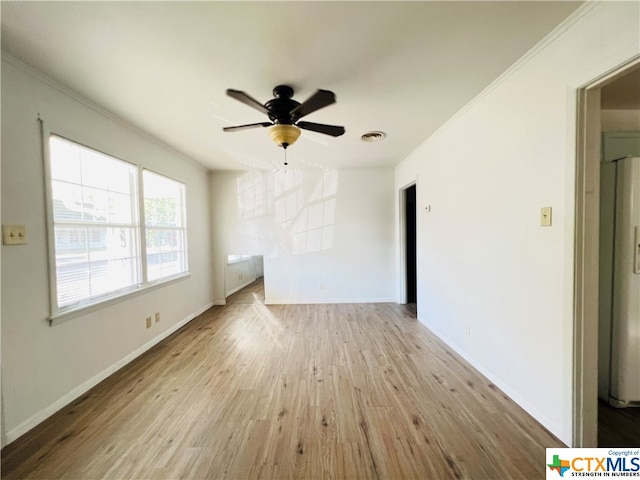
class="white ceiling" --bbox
[1,1,583,171]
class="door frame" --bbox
[573,56,640,447]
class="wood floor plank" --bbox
[2,278,564,479]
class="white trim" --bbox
[40,118,58,316]
[5,301,214,445]
[264,297,396,305]
[139,165,149,286]
[421,317,565,443]
[225,278,256,297]
[214,300,227,306]
[397,2,599,171]
[49,273,191,325]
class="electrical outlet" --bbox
[146,317,152,328]
[155,312,160,323]
[465,325,470,337]
[239,273,243,280]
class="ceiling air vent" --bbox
[360,131,386,142]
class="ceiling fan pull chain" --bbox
[283,144,288,172]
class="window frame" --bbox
[42,123,190,324]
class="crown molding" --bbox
[397,1,601,169]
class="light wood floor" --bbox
[2,278,563,479]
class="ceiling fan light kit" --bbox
[268,124,301,149]
[223,85,345,153]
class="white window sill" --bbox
[49,272,190,326]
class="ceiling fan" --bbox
[223,85,345,149]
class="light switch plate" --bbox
[2,224,27,245]
[541,207,552,227]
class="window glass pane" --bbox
[55,226,140,307]
[49,135,140,311]
[52,181,83,222]
[146,235,187,282]
[143,170,188,282]
[108,192,134,224]
[87,224,138,284]
[55,225,89,307]
[57,263,90,308]
[144,172,182,201]
[143,171,185,227]
[89,257,138,297]
[55,226,88,258]
[145,228,187,281]
[82,149,120,189]
[81,186,109,223]
[49,136,82,184]
[145,199,181,227]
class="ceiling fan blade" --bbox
[226,89,270,115]
[223,122,272,132]
[290,89,336,120]
[297,121,345,137]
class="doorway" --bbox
[403,184,417,305]
[574,58,640,447]
[225,255,265,298]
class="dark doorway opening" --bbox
[405,184,417,304]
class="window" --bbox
[46,134,188,318]
[143,170,188,282]
[227,254,253,264]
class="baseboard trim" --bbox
[418,315,564,443]
[4,301,214,446]
[225,277,256,297]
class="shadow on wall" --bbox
[236,168,338,255]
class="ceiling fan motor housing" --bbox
[272,85,294,99]
[266,85,301,125]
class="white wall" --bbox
[1,57,214,445]
[395,2,640,446]
[211,168,395,305]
